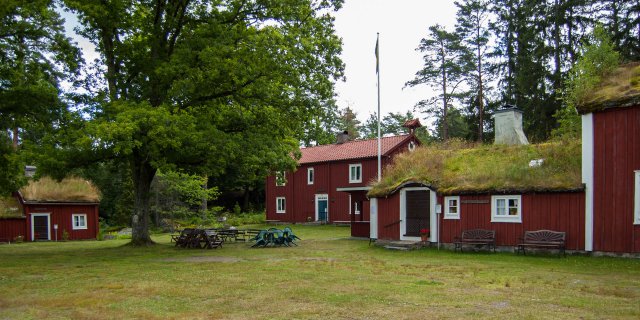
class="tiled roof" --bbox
[299,135,411,164]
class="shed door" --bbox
[32,215,50,241]
[404,190,430,237]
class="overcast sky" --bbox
[333,0,457,122]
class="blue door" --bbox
[316,194,328,221]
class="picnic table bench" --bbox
[453,229,496,253]
[516,230,566,256]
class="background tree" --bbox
[336,106,361,139]
[0,0,81,193]
[407,24,465,141]
[56,0,344,245]
[455,0,493,142]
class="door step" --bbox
[375,240,428,250]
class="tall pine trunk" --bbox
[130,156,157,246]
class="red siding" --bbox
[377,193,400,240]
[0,218,27,241]
[375,191,585,249]
[24,203,99,241]
[592,106,640,253]
[439,193,585,250]
[265,140,413,224]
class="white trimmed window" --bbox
[72,213,87,230]
[275,171,286,186]
[349,164,362,183]
[491,195,522,223]
[444,196,460,219]
[307,167,314,185]
[276,197,286,214]
[635,171,640,224]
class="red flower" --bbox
[420,228,430,234]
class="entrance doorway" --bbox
[31,213,51,241]
[315,194,329,222]
[400,188,434,241]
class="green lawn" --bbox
[1,225,639,319]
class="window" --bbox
[491,195,522,223]
[349,164,362,183]
[635,171,640,224]
[72,213,87,230]
[308,167,314,185]
[275,171,286,186]
[444,196,460,219]
[276,197,286,214]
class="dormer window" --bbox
[349,164,362,183]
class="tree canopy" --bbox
[40,0,345,245]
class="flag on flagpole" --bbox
[375,35,379,74]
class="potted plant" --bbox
[420,228,430,242]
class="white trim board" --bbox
[582,113,594,251]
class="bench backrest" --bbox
[461,229,495,240]
[523,230,565,243]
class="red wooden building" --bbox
[365,64,640,254]
[579,63,640,253]
[265,130,420,224]
[0,177,100,242]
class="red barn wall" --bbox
[592,106,640,253]
[24,203,99,241]
[439,193,585,250]
[374,191,585,249]
[376,193,400,240]
[0,218,27,241]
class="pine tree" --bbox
[407,25,465,141]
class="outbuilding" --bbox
[0,177,101,242]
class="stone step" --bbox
[383,245,411,251]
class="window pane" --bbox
[450,206,457,214]
[496,199,505,215]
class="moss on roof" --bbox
[577,62,640,114]
[368,139,582,197]
[0,196,23,218]
[19,176,101,203]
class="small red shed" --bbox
[367,141,586,249]
[0,177,100,242]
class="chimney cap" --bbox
[402,118,422,129]
[494,105,524,115]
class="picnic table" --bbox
[250,227,300,247]
[172,228,222,249]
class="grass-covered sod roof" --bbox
[0,196,23,218]
[577,62,640,114]
[19,176,101,203]
[368,139,582,197]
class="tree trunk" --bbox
[201,175,208,220]
[12,127,19,149]
[440,43,449,141]
[242,186,250,212]
[130,156,157,246]
[476,22,484,142]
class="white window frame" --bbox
[444,196,460,219]
[72,213,88,230]
[634,171,640,225]
[276,197,286,214]
[349,163,362,183]
[491,195,522,223]
[307,167,314,185]
[275,171,286,187]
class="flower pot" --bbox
[420,234,429,242]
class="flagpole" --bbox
[376,33,381,182]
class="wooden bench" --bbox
[453,229,496,253]
[516,230,566,256]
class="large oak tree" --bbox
[58,0,344,245]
